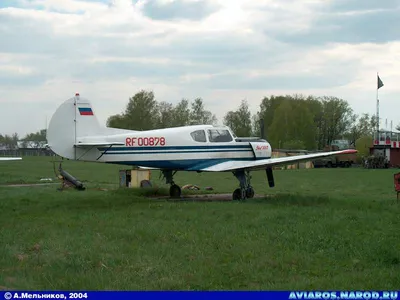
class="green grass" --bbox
[1,156,400,290]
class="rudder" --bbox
[47,93,103,159]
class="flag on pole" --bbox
[377,75,384,89]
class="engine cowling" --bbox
[249,141,272,159]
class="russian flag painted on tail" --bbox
[78,107,93,116]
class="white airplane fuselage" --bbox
[45,95,272,171]
[76,126,272,170]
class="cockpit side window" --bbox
[207,129,233,142]
[190,130,207,142]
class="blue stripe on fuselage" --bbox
[101,149,252,155]
[97,145,252,151]
[105,157,270,170]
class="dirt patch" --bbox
[0,183,59,187]
[150,193,269,202]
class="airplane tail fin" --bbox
[47,93,104,160]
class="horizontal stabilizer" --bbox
[74,142,125,147]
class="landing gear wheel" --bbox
[232,188,242,201]
[169,184,181,198]
[246,186,255,198]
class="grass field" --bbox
[1,156,400,290]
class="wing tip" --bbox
[340,149,358,154]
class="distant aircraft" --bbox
[0,157,22,161]
[46,93,357,200]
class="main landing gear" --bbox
[162,170,181,198]
[232,169,255,201]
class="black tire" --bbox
[246,186,255,198]
[169,184,181,198]
[232,188,242,200]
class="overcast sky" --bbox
[0,0,399,137]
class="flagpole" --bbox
[376,73,384,142]
[376,72,379,141]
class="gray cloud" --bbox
[188,67,359,91]
[0,14,76,55]
[328,0,399,12]
[0,11,293,82]
[0,11,358,93]
[0,73,48,86]
[273,7,400,45]
[1,0,400,137]
[71,60,193,81]
[141,0,219,21]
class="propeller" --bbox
[259,117,265,140]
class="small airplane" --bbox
[46,93,357,200]
[0,157,22,161]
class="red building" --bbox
[370,129,400,167]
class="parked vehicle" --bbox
[313,140,356,168]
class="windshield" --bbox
[224,126,237,138]
[207,129,233,142]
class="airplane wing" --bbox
[0,157,22,161]
[197,149,357,172]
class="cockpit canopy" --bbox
[190,126,234,143]
[190,130,207,142]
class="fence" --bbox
[0,149,55,157]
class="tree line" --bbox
[106,90,217,130]
[2,90,399,152]
[106,90,381,151]
[0,129,46,150]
